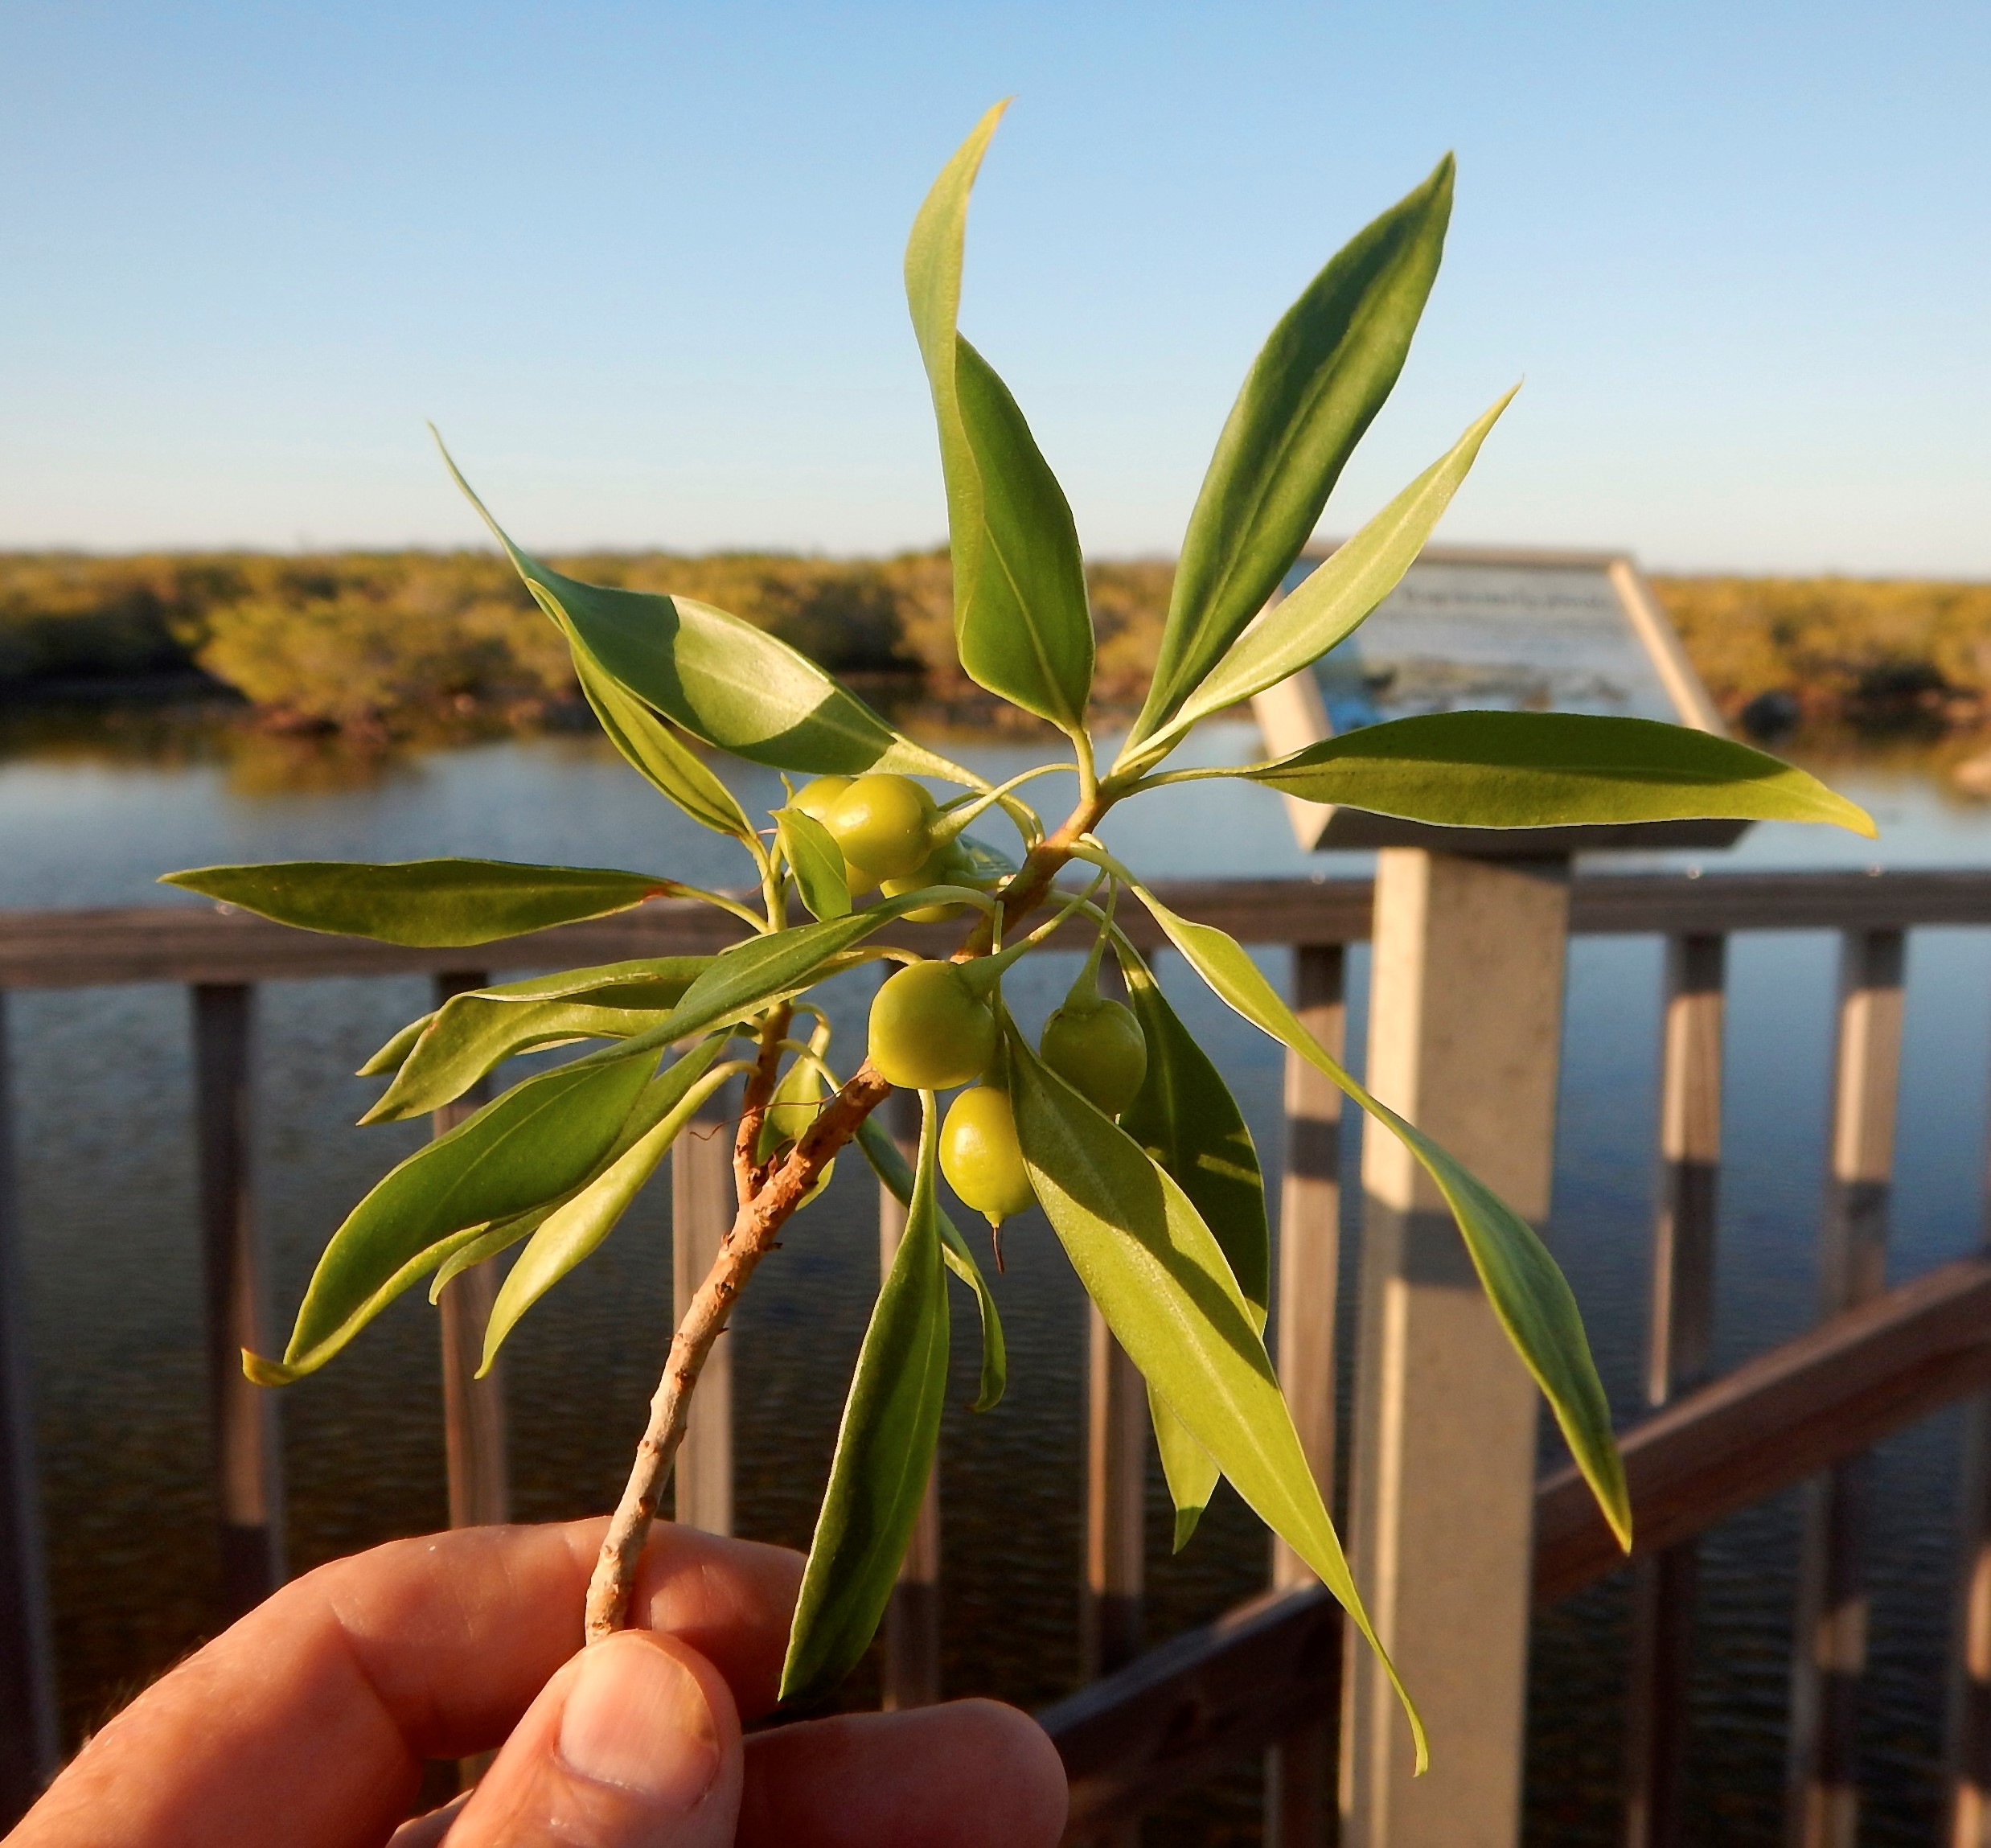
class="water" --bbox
[4,711,1990,1843]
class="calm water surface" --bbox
[5,716,1990,1844]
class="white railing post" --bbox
[1342,851,1570,1848]
[671,1080,736,1535]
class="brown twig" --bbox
[733,1003,791,1205]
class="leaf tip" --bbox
[242,1349,295,1388]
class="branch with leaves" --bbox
[163,105,1873,1768]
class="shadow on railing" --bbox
[6,865,1991,1844]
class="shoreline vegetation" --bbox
[3,549,1989,752]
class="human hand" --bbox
[9,1518,1068,1847]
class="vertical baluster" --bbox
[880,1082,942,1710]
[1343,851,1570,1848]
[671,1075,734,1536]
[192,984,285,1616]
[1786,928,1905,1848]
[0,992,56,1824]
[1624,934,1726,1848]
[432,973,509,1531]
[1266,942,1347,1848]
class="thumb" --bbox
[441,1628,742,1848]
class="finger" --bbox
[737,1699,1068,1848]
[442,1631,741,1848]
[11,1518,799,1848]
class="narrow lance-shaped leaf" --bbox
[775,805,852,921]
[1150,1389,1221,1554]
[905,104,1095,730]
[367,959,711,1122]
[782,1090,951,1702]
[245,1049,655,1385]
[1119,386,1517,770]
[478,1040,736,1370]
[1117,873,1632,1552]
[1130,156,1454,749]
[1004,1029,1426,1768]
[1238,709,1878,836]
[571,648,757,840]
[858,1113,1006,1413]
[435,432,983,786]
[162,858,675,948]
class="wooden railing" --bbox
[6,864,1991,1844]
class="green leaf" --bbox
[1239,709,1878,836]
[162,858,671,947]
[245,1050,655,1384]
[364,959,710,1122]
[1130,158,1454,749]
[435,433,981,786]
[753,1048,837,1212]
[782,1091,951,1702]
[1119,387,1517,768]
[1150,1386,1220,1552]
[1004,1028,1424,1768]
[478,1041,733,1370]
[776,806,852,920]
[358,1010,433,1078]
[572,649,757,840]
[858,1114,1005,1413]
[905,105,1094,730]
[954,832,1018,884]
[1119,876,1632,1554]
[1115,948,1270,1317]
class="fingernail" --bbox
[558,1635,720,1810]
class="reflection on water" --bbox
[6,709,1991,1843]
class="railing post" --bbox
[879,1082,942,1710]
[1786,928,1903,1848]
[1949,1387,1991,1846]
[432,974,509,1531]
[1343,852,1570,1848]
[671,1076,734,1536]
[192,984,285,1616]
[1624,934,1726,1848]
[1267,942,1347,1848]
[0,993,56,1825]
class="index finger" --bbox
[13,1517,800,1848]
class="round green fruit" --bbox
[1040,996,1148,1117]
[827,774,936,879]
[868,960,995,1090]
[941,1086,1035,1225]
[790,774,852,826]
[882,841,973,922]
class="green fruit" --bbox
[1040,996,1148,1117]
[827,773,936,879]
[791,774,853,826]
[941,1086,1036,1225]
[882,841,973,922]
[868,960,996,1090]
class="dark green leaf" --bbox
[782,1091,950,1702]
[1115,948,1269,1316]
[1005,1028,1424,1766]
[858,1113,1005,1412]
[1122,877,1632,1554]
[478,1040,733,1368]
[1130,158,1453,748]
[1150,1386,1220,1552]
[1241,709,1877,836]
[436,434,980,786]
[246,1050,655,1384]
[162,858,671,948]
[905,107,1094,729]
[366,959,710,1121]
[776,806,852,920]
[573,650,757,839]
[1119,388,1517,767]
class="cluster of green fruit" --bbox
[868,919,1149,1233]
[790,770,984,922]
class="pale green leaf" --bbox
[1131,158,1453,747]
[905,106,1094,729]
[162,858,672,947]
[1150,1386,1220,1553]
[1120,877,1632,1554]
[1005,1029,1425,1768]
[782,1090,950,1701]
[572,649,757,840]
[776,805,852,920]
[1241,709,1877,836]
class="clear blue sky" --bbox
[2,1,1985,573]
